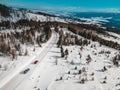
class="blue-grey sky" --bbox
[0,0,120,11]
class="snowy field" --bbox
[0,27,120,90]
[98,31,120,44]
[1,4,120,90]
[0,28,56,89]
[0,11,66,23]
[47,28,120,90]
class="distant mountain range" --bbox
[58,12,120,29]
[1,4,120,30]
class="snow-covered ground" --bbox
[1,4,120,90]
[98,31,120,44]
[47,28,120,90]
[0,27,120,90]
[0,10,66,23]
[0,29,57,89]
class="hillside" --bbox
[0,4,65,22]
[0,4,11,17]
[0,3,120,90]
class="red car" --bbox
[34,60,39,64]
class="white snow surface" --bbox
[98,31,120,44]
[79,17,111,25]
[0,10,66,23]
[0,28,120,90]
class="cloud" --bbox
[53,7,120,13]
[103,8,120,13]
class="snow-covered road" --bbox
[0,29,58,90]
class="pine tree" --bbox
[11,49,17,60]
[65,49,69,56]
[24,48,28,56]
[61,46,65,57]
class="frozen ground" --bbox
[98,31,120,44]
[47,28,120,90]
[0,29,57,90]
[0,10,66,23]
[0,28,120,90]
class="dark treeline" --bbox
[56,27,90,48]
[46,22,120,50]
[0,19,120,50]
[57,31,90,47]
[0,4,11,17]
[0,20,51,30]
[68,24,120,50]
[0,19,52,60]
[35,12,56,17]
[78,23,120,34]
[113,54,120,66]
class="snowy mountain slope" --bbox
[98,32,120,44]
[0,23,120,90]
[0,4,65,22]
[1,27,118,90]
[0,29,57,90]
[0,3,120,90]
[47,28,120,90]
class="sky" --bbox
[0,0,120,12]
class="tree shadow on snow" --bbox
[52,56,61,59]
[49,50,60,54]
